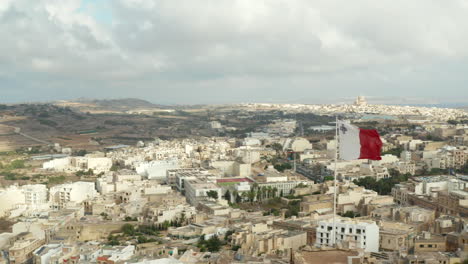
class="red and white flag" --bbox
[338,120,382,160]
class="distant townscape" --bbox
[1,97,468,264]
[242,96,468,121]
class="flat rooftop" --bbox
[300,250,359,264]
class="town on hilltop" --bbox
[1,97,468,264]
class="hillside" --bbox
[54,98,170,113]
[0,103,213,151]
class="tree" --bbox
[107,235,120,246]
[256,189,263,202]
[206,190,218,200]
[266,186,273,199]
[137,236,148,244]
[198,235,222,252]
[8,160,25,169]
[382,147,403,157]
[388,168,400,178]
[342,211,360,218]
[76,150,87,156]
[353,174,409,195]
[224,190,231,202]
[235,192,242,203]
[272,187,278,198]
[271,143,283,156]
[121,224,135,236]
[274,163,292,172]
[224,230,234,242]
[247,190,256,203]
[179,212,186,225]
[323,176,334,182]
[206,235,222,252]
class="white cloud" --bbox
[31,58,55,71]
[1,0,468,103]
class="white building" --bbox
[0,186,25,217]
[210,161,251,177]
[210,121,222,129]
[23,184,48,208]
[413,176,451,196]
[86,157,113,173]
[184,179,222,206]
[234,147,261,164]
[242,138,262,147]
[354,96,367,106]
[257,181,310,196]
[136,160,180,180]
[167,168,205,186]
[316,218,379,252]
[96,174,115,194]
[0,184,49,218]
[33,244,71,264]
[42,157,112,173]
[94,245,135,263]
[49,182,98,209]
[174,171,218,193]
[280,137,313,152]
[145,203,196,224]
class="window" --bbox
[349,228,352,233]
[419,245,424,248]
[428,244,433,248]
[357,229,361,234]
[341,227,345,233]
[328,226,332,231]
[355,236,358,241]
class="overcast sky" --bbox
[1,0,468,105]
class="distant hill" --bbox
[78,98,158,109]
[54,98,171,113]
[457,106,468,113]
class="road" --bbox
[13,126,51,145]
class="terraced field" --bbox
[0,124,39,151]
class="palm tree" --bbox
[261,186,267,200]
[252,183,259,190]
[248,190,256,203]
[241,192,248,203]
[224,190,231,202]
[235,192,242,203]
[256,188,263,202]
[267,186,273,199]
[272,187,278,198]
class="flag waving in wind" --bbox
[337,120,383,160]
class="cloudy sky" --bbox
[1,0,468,105]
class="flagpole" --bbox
[333,116,338,247]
